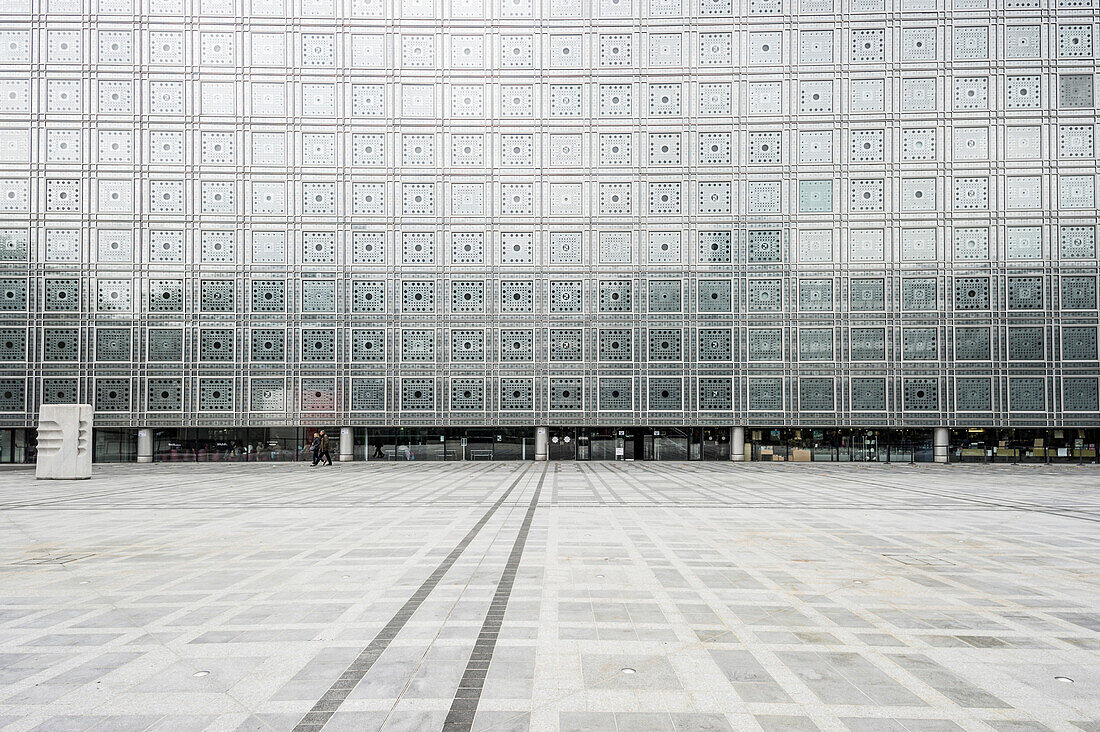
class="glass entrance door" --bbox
[844,430,881,462]
[549,429,576,460]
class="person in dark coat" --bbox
[310,432,322,466]
[318,430,332,466]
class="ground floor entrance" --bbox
[0,428,35,463]
[359,427,533,461]
[29,426,1098,463]
[950,427,1099,463]
[748,428,935,462]
[544,427,730,461]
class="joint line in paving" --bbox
[442,465,547,731]
[291,464,532,732]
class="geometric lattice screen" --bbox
[0,0,1096,428]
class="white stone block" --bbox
[35,404,92,480]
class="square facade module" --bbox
[0,0,1097,428]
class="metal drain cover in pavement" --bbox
[882,554,955,566]
[14,553,95,565]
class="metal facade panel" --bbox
[0,0,1096,428]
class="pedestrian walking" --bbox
[310,432,322,466]
[319,430,333,466]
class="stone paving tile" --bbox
[0,462,1098,732]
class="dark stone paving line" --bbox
[290,464,532,732]
[442,465,547,732]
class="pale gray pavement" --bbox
[0,462,1099,731]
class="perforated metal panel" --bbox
[401,330,435,363]
[850,328,885,361]
[0,278,27,311]
[799,378,834,412]
[799,329,834,361]
[449,379,484,411]
[549,378,583,410]
[598,378,632,411]
[748,280,782,312]
[251,379,285,412]
[351,281,386,313]
[444,279,482,313]
[451,330,485,362]
[351,329,386,362]
[0,377,23,411]
[851,378,887,411]
[955,327,991,361]
[1008,327,1045,361]
[147,379,182,411]
[42,327,78,362]
[699,378,733,411]
[799,280,833,312]
[902,278,938,311]
[902,328,938,361]
[249,330,284,362]
[1008,276,1044,310]
[1063,326,1098,361]
[500,379,533,411]
[201,281,235,312]
[647,329,682,362]
[199,329,233,362]
[850,279,885,312]
[903,378,939,411]
[42,378,78,405]
[301,329,336,362]
[146,329,181,362]
[44,279,79,311]
[1062,276,1097,310]
[599,281,632,313]
[0,328,26,362]
[1,2,1093,431]
[401,379,435,411]
[748,328,783,362]
[698,231,731,263]
[956,378,991,412]
[94,379,130,412]
[492,327,531,363]
[747,230,782,263]
[549,329,583,362]
[698,280,732,312]
[302,280,336,312]
[698,329,732,362]
[648,378,683,411]
[1063,378,1099,412]
[251,281,286,312]
[402,281,435,313]
[198,378,234,411]
[748,378,783,411]
[954,278,991,310]
[351,379,386,411]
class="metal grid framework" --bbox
[0,0,1098,429]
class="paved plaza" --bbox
[0,463,1098,732]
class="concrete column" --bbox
[339,427,354,462]
[730,426,745,461]
[934,427,949,464]
[535,426,548,461]
[137,428,152,463]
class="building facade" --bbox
[0,0,1097,461]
